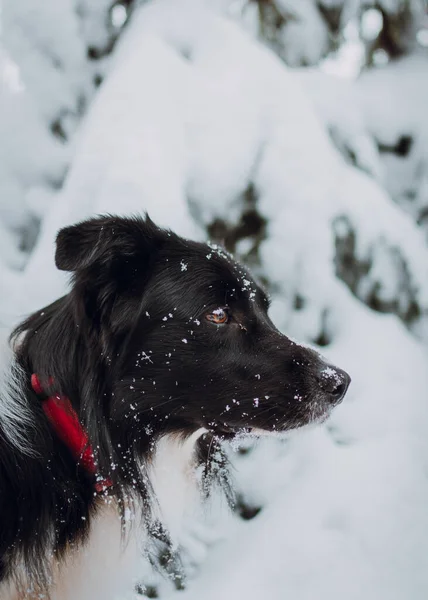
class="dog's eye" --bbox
[206,307,230,325]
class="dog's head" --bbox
[54,215,350,443]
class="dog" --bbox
[0,215,350,599]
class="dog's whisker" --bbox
[137,396,180,414]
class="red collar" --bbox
[31,374,112,494]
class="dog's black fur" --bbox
[0,215,350,591]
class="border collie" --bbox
[0,215,350,599]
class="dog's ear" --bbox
[55,215,163,272]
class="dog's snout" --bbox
[317,365,350,404]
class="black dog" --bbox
[0,215,350,599]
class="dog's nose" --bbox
[317,365,350,404]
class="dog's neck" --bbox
[0,337,208,587]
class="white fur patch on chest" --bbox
[149,429,206,538]
[1,502,142,600]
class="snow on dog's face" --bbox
[56,215,350,442]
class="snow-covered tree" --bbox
[1,1,428,599]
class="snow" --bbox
[177,436,428,600]
[297,52,428,240]
[0,0,131,272]
[1,1,428,599]
[357,53,428,225]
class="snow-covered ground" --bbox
[1,1,428,599]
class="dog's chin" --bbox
[306,398,336,425]
[209,423,254,440]
[210,400,335,440]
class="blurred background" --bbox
[1,1,428,598]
